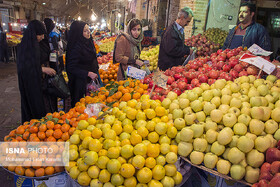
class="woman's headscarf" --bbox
[17,20,46,74]
[66,21,94,53]
[44,18,55,36]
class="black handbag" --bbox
[46,52,70,98]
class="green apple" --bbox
[228,107,241,117]
[214,79,227,89]
[222,113,237,127]
[200,83,211,91]
[266,74,278,83]
[230,98,242,108]
[228,135,239,148]
[248,89,260,98]
[257,84,269,96]
[205,129,218,143]
[250,107,264,120]
[202,90,213,102]
[211,141,225,156]
[240,107,251,116]
[233,123,247,135]
[187,91,198,102]
[261,107,271,121]
[249,119,265,135]
[210,96,221,108]
[268,103,275,110]
[217,127,234,145]
[193,138,208,152]
[210,109,223,123]
[240,159,248,168]
[169,103,179,113]
[205,120,218,132]
[265,94,275,104]
[223,148,231,160]
[218,104,230,114]
[192,87,203,96]
[241,101,251,108]
[167,91,177,101]
[174,118,186,130]
[191,100,203,112]
[245,132,257,141]
[265,120,278,134]
[190,151,204,165]
[265,134,277,148]
[190,123,204,138]
[232,92,241,98]
[230,82,241,93]
[254,79,265,88]
[184,113,196,125]
[238,114,251,126]
[203,102,216,115]
[217,159,231,175]
[204,152,218,169]
[178,98,190,109]
[162,98,172,109]
[196,111,206,122]
[179,93,188,99]
[237,136,254,153]
[228,147,245,164]
[248,75,256,83]
[239,76,250,83]
[221,94,232,105]
[261,97,268,107]
[250,96,263,107]
[240,88,249,95]
[183,107,192,115]
[246,149,264,168]
[245,166,260,184]
[212,89,222,97]
[254,136,270,152]
[264,80,273,89]
[180,127,193,142]
[172,109,184,119]
[178,142,193,157]
[241,82,250,89]
[230,164,245,180]
[271,107,280,122]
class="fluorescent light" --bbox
[42,2,46,5]
[3,23,5,26]
[91,14,96,21]
[118,13,121,18]
[101,19,105,23]
[78,16,81,21]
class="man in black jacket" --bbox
[158,7,193,71]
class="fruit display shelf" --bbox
[180,157,252,186]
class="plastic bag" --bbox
[86,79,101,96]
[84,103,107,117]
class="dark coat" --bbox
[66,42,99,107]
[158,22,190,71]
[222,22,271,51]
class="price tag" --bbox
[126,66,146,80]
[99,63,110,71]
[142,26,149,31]
[248,44,273,56]
[240,53,276,74]
[153,70,168,89]
[49,53,57,62]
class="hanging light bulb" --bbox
[78,16,81,21]
[118,13,121,18]
[91,14,96,21]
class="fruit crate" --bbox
[180,157,252,186]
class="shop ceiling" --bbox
[4,0,128,19]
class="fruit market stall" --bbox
[2,44,280,186]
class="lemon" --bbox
[173,171,183,185]
[96,156,110,169]
[69,166,80,179]
[160,143,170,155]
[123,124,134,134]
[137,126,149,138]
[156,155,166,166]
[111,174,124,186]
[148,179,163,187]
[150,100,160,109]
[117,156,127,165]
[99,169,111,183]
[119,132,131,141]
[83,151,98,165]
[136,111,147,121]
[146,121,156,132]
[161,176,175,187]
[127,99,138,108]
[87,125,95,132]
[78,120,89,130]
[164,164,177,177]
[161,115,169,123]
[133,143,147,156]
[107,159,121,174]
[152,165,165,180]
[89,139,102,152]
[104,129,117,140]
[107,147,120,159]
[141,100,151,110]
[155,106,166,117]
[155,122,168,135]
[65,161,76,172]
[135,120,147,129]
[73,129,81,135]
[88,165,100,179]
[90,179,103,187]
[112,107,120,115]
[159,135,171,144]
[69,144,78,151]
[79,130,92,140]
[82,136,93,149]
[120,163,135,178]
[122,118,133,126]
[145,109,156,119]
[88,117,96,125]
[70,134,80,145]
[126,108,137,120]
[112,123,122,135]
[98,149,107,157]
[130,131,142,145]
[148,132,159,143]
[137,167,153,183]
[77,171,91,186]
[103,139,116,149]
[80,149,88,158]
[145,157,156,169]
[119,101,127,110]
[104,115,115,125]
[166,152,178,164]
[121,144,134,159]
[140,95,150,101]
[69,149,79,161]
[167,126,177,139]
[132,155,145,169]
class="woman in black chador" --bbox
[66,21,101,107]
[17,20,56,123]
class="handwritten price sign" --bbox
[126,66,146,80]
[248,44,273,56]
[153,70,168,89]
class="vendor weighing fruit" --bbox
[222,2,271,51]
[158,7,194,71]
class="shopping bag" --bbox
[47,73,70,99]
[86,79,101,95]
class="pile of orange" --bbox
[3,105,89,177]
[99,63,119,85]
[79,78,148,108]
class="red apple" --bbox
[251,183,259,187]
[177,81,187,91]
[191,78,200,86]
[208,79,216,85]
[268,173,280,187]
[239,70,248,77]
[186,84,193,90]
[198,74,208,83]
[258,179,269,187]
[216,61,224,70]
[266,148,280,164]
[247,65,259,75]
[173,88,182,96]
[226,51,234,59]
[230,69,239,79]
[234,64,244,72]
[171,82,178,89]
[208,70,219,79]
[174,73,182,81]
[261,162,271,174]
[229,57,239,67]
[259,172,273,181]
[270,161,280,175]
[222,64,231,72]
[167,76,175,85]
